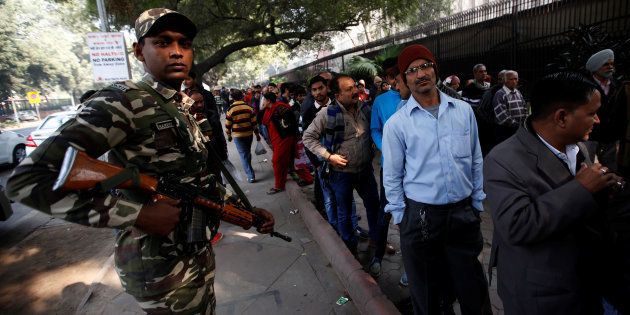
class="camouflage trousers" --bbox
[115,228,217,315]
[132,254,216,315]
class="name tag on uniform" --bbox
[153,119,177,131]
[152,119,180,151]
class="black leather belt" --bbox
[407,197,471,210]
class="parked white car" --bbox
[0,129,27,166]
[25,111,77,156]
[18,110,39,121]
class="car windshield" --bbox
[39,114,73,130]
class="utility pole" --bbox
[96,0,109,32]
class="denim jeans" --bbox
[259,124,272,147]
[375,166,392,259]
[233,136,255,180]
[318,167,358,232]
[327,166,381,252]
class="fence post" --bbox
[511,0,519,67]
[436,24,441,58]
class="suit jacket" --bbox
[484,123,603,315]
[588,76,623,144]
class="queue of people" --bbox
[6,6,628,314]
[182,42,629,315]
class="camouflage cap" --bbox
[135,8,197,40]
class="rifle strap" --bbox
[136,81,195,150]
[205,139,254,211]
[96,164,140,193]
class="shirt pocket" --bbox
[451,132,472,158]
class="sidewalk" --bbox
[0,133,504,315]
[292,153,505,315]
[0,138,359,314]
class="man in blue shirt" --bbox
[383,44,491,315]
[369,57,401,277]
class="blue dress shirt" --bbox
[370,90,401,153]
[382,91,486,224]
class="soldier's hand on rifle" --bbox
[135,197,181,236]
[252,207,275,234]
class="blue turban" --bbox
[586,49,614,73]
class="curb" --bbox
[286,181,399,315]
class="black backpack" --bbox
[271,105,298,138]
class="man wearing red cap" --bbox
[382,44,491,315]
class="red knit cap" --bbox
[398,44,437,75]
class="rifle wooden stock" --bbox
[53,147,258,230]
[56,149,159,193]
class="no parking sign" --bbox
[27,91,41,105]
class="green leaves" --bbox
[347,56,381,81]
[0,0,96,99]
[103,0,450,74]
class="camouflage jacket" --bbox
[7,73,217,297]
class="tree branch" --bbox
[196,32,313,73]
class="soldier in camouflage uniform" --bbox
[6,8,275,314]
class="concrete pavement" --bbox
[291,154,505,315]
[0,121,505,314]
[0,137,359,314]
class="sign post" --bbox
[87,32,131,83]
[27,91,42,120]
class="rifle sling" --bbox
[96,164,140,193]
[137,81,254,211]
[136,81,194,151]
[205,139,254,211]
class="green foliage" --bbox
[216,44,289,88]
[0,0,96,100]
[374,45,403,69]
[103,0,451,74]
[347,56,380,82]
[270,76,287,85]
[0,120,18,129]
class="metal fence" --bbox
[0,99,73,116]
[273,0,630,88]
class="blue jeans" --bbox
[318,167,358,232]
[327,166,382,252]
[259,124,271,147]
[233,136,255,180]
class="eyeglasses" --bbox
[404,62,434,75]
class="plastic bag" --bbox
[255,141,267,155]
[294,139,310,170]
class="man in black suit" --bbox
[484,72,625,314]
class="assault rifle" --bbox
[52,147,291,243]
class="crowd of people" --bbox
[7,7,629,315]
[201,43,629,315]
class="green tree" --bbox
[103,0,451,75]
[217,44,289,88]
[0,0,97,101]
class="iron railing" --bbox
[273,0,630,88]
